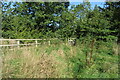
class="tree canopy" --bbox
[1,1,119,43]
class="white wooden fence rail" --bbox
[0,38,58,47]
[0,38,76,47]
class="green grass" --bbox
[2,41,119,78]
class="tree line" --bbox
[1,1,120,43]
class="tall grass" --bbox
[2,40,119,78]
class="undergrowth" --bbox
[2,40,118,78]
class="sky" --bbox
[69,0,105,8]
[70,2,105,9]
[69,0,106,2]
[4,0,106,9]
[5,0,106,2]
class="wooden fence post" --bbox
[48,41,50,45]
[17,40,20,48]
[35,40,38,47]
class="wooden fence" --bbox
[0,38,58,47]
[0,38,76,47]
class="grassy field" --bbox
[2,40,119,78]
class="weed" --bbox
[2,41,118,78]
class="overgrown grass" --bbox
[2,40,119,78]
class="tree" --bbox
[2,1,70,38]
[99,1,120,43]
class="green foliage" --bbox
[2,1,118,42]
[2,2,69,39]
[100,2,120,42]
[2,40,118,78]
[1,1,119,78]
